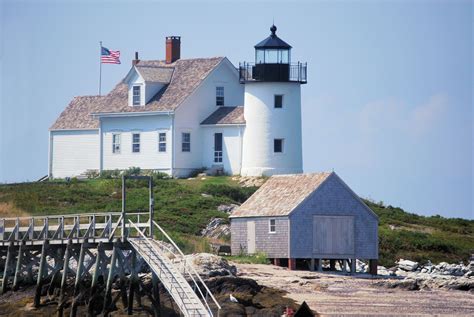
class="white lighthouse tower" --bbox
[240,25,307,176]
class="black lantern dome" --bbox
[254,25,292,64]
[239,25,307,83]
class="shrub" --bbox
[124,166,141,176]
[201,183,257,203]
[84,170,99,179]
[150,170,170,181]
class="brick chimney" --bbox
[132,51,140,66]
[166,36,181,64]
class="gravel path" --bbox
[235,263,474,316]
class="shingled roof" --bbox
[50,96,104,130]
[95,57,224,114]
[201,106,245,125]
[230,172,333,218]
[50,57,225,130]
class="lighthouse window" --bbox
[216,87,224,106]
[274,95,283,108]
[132,86,141,106]
[274,139,284,153]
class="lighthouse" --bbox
[240,25,307,176]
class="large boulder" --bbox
[397,259,419,271]
[184,253,237,278]
[201,218,230,239]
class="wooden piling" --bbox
[152,272,161,317]
[34,240,49,307]
[13,242,24,291]
[70,241,87,317]
[127,250,138,315]
[103,243,118,315]
[1,242,14,294]
[58,240,72,317]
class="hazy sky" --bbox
[0,0,472,219]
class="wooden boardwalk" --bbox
[0,176,221,317]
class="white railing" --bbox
[0,212,150,243]
[128,219,221,317]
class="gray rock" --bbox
[183,253,237,278]
[398,259,419,271]
[217,203,240,213]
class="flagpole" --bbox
[99,41,102,96]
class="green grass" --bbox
[365,200,474,266]
[0,177,472,267]
[224,252,270,264]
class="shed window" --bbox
[269,219,276,233]
[274,95,283,108]
[182,132,191,152]
[158,132,166,152]
[132,86,141,106]
[132,133,140,153]
[216,87,224,106]
[274,139,283,153]
[112,133,121,154]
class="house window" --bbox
[274,139,283,153]
[158,132,166,152]
[132,133,140,153]
[274,95,283,108]
[216,86,224,106]
[269,219,276,233]
[182,132,191,152]
[112,133,121,154]
[132,86,141,106]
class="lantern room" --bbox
[239,25,307,83]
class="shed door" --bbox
[313,216,354,256]
[247,221,256,254]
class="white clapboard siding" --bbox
[51,130,99,178]
[101,115,172,171]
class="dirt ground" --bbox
[234,263,474,316]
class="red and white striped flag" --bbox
[101,46,121,64]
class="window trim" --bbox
[132,132,141,153]
[132,85,141,106]
[273,138,284,153]
[269,219,276,233]
[181,132,191,152]
[216,86,224,106]
[158,131,167,153]
[274,94,284,109]
[112,133,121,154]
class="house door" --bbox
[247,221,256,254]
[214,133,223,163]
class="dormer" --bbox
[124,59,174,107]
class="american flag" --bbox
[101,46,121,64]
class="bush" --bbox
[84,170,99,179]
[124,166,141,176]
[99,169,121,179]
[201,183,257,203]
[150,170,170,181]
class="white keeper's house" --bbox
[49,25,307,178]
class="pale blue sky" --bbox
[0,0,472,219]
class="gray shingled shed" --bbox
[230,172,379,273]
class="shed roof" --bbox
[230,172,332,218]
[50,57,224,130]
[201,106,245,125]
[50,96,105,130]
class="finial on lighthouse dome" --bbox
[270,24,277,36]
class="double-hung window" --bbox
[269,219,276,233]
[132,86,141,106]
[132,133,140,153]
[112,133,121,154]
[216,86,224,106]
[182,132,191,152]
[158,132,167,152]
